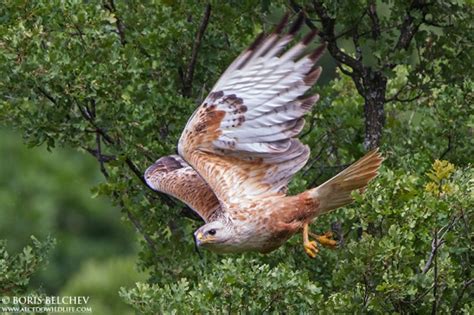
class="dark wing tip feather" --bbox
[237,32,266,70]
[274,12,290,34]
[300,95,319,110]
[302,29,319,45]
[304,67,322,85]
[248,32,266,51]
[309,43,327,62]
[289,12,305,35]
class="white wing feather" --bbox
[178,14,325,206]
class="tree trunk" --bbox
[363,71,387,150]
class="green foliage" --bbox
[300,0,474,82]
[117,161,472,314]
[330,164,472,314]
[0,236,54,295]
[61,256,145,315]
[0,129,136,294]
[121,257,322,314]
[0,0,472,314]
[384,71,473,168]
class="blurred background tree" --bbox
[0,0,472,313]
[0,129,140,313]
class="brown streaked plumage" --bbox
[145,155,221,222]
[145,13,383,257]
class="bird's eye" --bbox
[208,229,216,236]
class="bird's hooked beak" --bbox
[195,232,203,246]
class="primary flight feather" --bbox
[145,13,383,258]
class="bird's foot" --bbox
[303,240,320,258]
[310,231,338,249]
[303,224,338,258]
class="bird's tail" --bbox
[309,149,383,215]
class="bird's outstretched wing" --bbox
[178,14,324,207]
[145,155,221,222]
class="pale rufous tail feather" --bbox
[310,149,383,214]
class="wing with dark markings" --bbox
[177,13,325,208]
[144,155,221,222]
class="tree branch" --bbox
[72,99,163,253]
[422,216,458,274]
[43,98,161,254]
[291,0,363,74]
[300,113,318,139]
[76,102,116,145]
[83,147,116,163]
[181,4,211,97]
[311,0,364,75]
[367,2,381,39]
[362,273,371,311]
[422,237,442,275]
[410,283,436,304]
[395,3,422,51]
[383,0,430,70]
[439,133,452,160]
[36,87,58,106]
[125,158,149,187]
[96,133,109,178]
[452,279,474,313]
[121,196,160,255]
[431,227,439,315]
[336,63,354,77]
[104,0,127,45]
[386,86,424,103]
[352,26,362,62]
[302,134,328,176]
[71,96,197,221]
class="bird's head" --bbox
[194,221,232,251]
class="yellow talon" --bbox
[303,224,320,258]
[303,224,338,258]
[304,240,319,258]
[310,231,338,249]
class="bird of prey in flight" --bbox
[145,13,383,258]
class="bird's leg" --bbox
[309,231,337,249]
[303,224,338,258]
[303,223,319,258]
